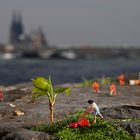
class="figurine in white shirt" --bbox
[80,100,103,124]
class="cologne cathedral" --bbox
[9,11,49,48]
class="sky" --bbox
[0,0,140,46]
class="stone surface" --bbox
[135,133,140,140]
[101,105,140,119]
[120,122,140,135]
[0,127,57,140]
[0,83,140,139]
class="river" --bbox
[0,57,140,85]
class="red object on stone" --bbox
[68,118,89,128]
[0,90,4,101]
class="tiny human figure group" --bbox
[92,74,126,96]
[92,81,117,96]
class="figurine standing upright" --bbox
[92,81,100,93]
[110,83,117,96]
[118,74,125,86]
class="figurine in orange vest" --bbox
[92,81,100,93]
[110,83,117,96]
[118,74,125,86]
[0,90,4,101]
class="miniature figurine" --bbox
[92,81,100,93]
[110,83,117,96]
[0,90,4,101]
[118,74,125,86]
[80,100,103,124]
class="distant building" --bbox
[9,11,24,44]
[30,26,49,48]
[9,11,49,49]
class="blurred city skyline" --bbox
[0,0,140,47]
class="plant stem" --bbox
[50,104,54,124]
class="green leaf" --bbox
[32,77,51,91]
[32,88,43,99]
[54,87,71,96]
[48,75,53,93]
[32,88,46,98]
[32,88,46,95]
[32,87,53,100]
[32,92,42,99]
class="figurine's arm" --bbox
[79,107,93,119]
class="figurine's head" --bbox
[88,100,93,104]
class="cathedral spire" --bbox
[9,10,24,44]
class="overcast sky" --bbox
[0,0,140,46]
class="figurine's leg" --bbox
[114,91,117,96]
[93,115,96,124]
[99,113,104,119]
[110,91,113,95]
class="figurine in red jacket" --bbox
[110,83,117,96]
[118,74,125,86]
[92,81,100,93]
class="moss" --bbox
[32,111,135,140]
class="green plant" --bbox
[100,76,115,85]
[81,77,93,87]
[32,76,71,124]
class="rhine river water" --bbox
[0,58,140,85]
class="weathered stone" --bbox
[0,83,140,139]
[101,105,140,119]
[135,133,140,140]
[120,122,140,135]
[0,128,57,140]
